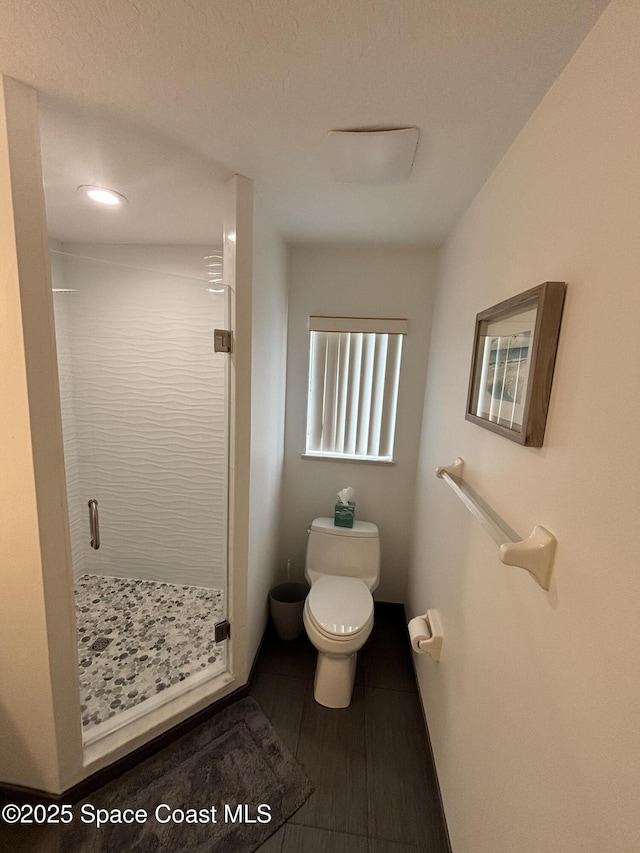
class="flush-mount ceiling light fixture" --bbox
[78,185,128,206]
[327,127,420,184]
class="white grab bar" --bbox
[435,458,556,589]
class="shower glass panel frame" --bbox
[50,249,230,743]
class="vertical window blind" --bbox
[305,316,408,461]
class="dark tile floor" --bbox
[1,604,450,853]
[251,603,450,853]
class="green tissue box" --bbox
[334,501,355,528]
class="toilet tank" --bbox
[305,517,380,591]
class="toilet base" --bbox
[313,651,357,708]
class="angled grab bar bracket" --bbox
[500,526,556,590]
[435,457,464,481]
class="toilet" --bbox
[303,517,380,708]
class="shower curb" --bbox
[0,632,267,807]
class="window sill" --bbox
[301,453,396,466]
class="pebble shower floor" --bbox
[75,574,225,732]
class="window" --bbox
[305,316,407,462]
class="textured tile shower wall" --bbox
[52,252,227,589]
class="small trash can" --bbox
[269,582,310,641]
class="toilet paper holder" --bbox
[408,610,443,662]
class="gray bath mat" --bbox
[61,696,313,851]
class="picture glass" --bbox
[471,303,537,432]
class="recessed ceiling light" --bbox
[78,185,128,206]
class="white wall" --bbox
[51,249,227,589]
[281,244,436,601]
[0,76,82,793]
[408,2,640,851]
[246,193,289,661]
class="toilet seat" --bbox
[306,575,374,638]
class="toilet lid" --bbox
[307,575,373,636]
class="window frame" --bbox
[303,316,407,464]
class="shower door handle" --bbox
[88,499,100,550]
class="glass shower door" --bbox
[51,250,229,738]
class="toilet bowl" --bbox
[303,518,380,708]
[303,575,374,707]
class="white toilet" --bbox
[303,517,380,708]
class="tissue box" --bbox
[334,501,355,528]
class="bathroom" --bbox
[2,2,640,852]
[36,92,438,740]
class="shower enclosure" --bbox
[51,249,229,742]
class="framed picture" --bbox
[466,282,566,446]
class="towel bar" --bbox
[435,458,556,589]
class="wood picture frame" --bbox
[466,282,566,446]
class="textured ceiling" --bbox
[0,0,610,246]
